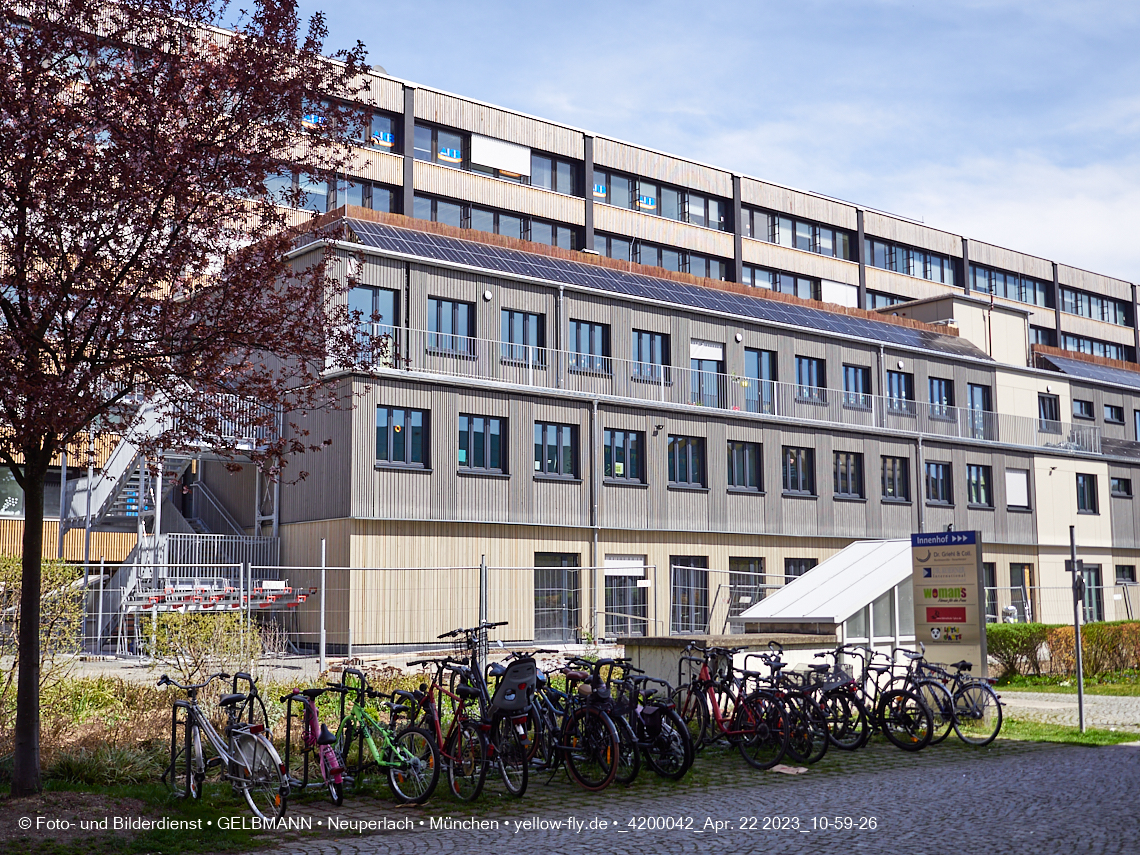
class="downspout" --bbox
[557,284,565,389]
[590,398,600,639]
[916,435,926,534]
[877,343,885,428]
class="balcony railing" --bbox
[360,329,1102,455]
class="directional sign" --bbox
[911,531,988,677]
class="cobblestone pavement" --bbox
[1000,690,1140,730]
[245,737,1140,855]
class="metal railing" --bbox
[360,328,1102,455]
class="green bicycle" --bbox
[332,667,440,804]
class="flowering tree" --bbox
[0,0,367,794]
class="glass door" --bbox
[534,553,580,642]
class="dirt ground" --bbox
[0,790,152,845]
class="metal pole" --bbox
[320,538,327,673]
[96,556,105,655]
[1069,526,1086,732]
[479,554,488,665]
[58,449,67,558]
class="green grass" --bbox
[999,717,1140,746]
[997,672,1140,696]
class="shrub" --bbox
[986,622,1056,677]
[151,611,262,685]
[48,744,165,786]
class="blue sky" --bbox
[295,0,1140,284]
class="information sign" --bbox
[911,530,988,677]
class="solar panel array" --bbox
[1043,354,1140,393]
[345,219,990,360]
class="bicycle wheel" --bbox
[952,683,1003,746]
[914,681,955,745]
[562,707,619,791]
[734,692,788,770]
[183,721,204,800]
[492,715,529,797]
[445,721,487,802]
[387,727,440,804]
[668,686,709,751]
[877,689,933,752]
[642,707,693,780]
[783,692,829,765]
[612,714,642,786]
[822,691,870,750]
[233,733,288,820]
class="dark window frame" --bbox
[533,421,577,479]
[1076,473,1099,513]
[632,329,671,382]
[1073,399,1095,420]
[568,319,611,374]
[427,296,475,356]
[375,406,428,468]
[727,441,763,492]
[1105,403,1125,424]
[500,308,546,366]
[966,463,994,508]
[1111,476,1133,498]
[881,456,910,502]
[833,451,865,499]
[925,461,953,505]
[795,356,827,403]
[668,435,707,489]
[782,446,816,496]
[458,414,507,475]
[603,428,644,484]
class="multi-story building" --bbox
[48,63,1140,651]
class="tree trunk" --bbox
[11,453,48,796]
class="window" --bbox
[671,557,709,634]
[349,285,398,362]
[414,123,464,167]
[1060,286,1131,326]
[782,447,815,496]
[833,452,865,499]
[967,383,994,440]
[1062,333,1132,362]
[593,232,633,261]
[501,309,545,365]
[458,415,506,474]
[668,436,706,488]
[530,154,580,195]
[1076,473,1098,513]
[595,170,728,231]
[413,194,464,227]
[1105,404,1125,424]
[1038,394,1061,433]
[534,554,580,642]
[866,237,955,286]
[970,263,1051,307]
[1009,563,1034,622]
[784,557,817,584]
[1030,326,1057,347]
[0,469,24,517]
[866,290,905,310]
[534,422,576,478]
[531,219,579,250]
[569,320,610,373]
[1111,476,1132,498]
[744,208,852,260]
[427,297,474,354]
[368,112,399,150]
[727,441,763,492]
[632,330,670,381]
[470,207,526,240]
[1117,565,1137,584]
[743,265,819,300]
[604,429,643,483]
[1005,469,1030,509]
[1073,399,1094,420]
[744,348,777,414]
[690,341,725,407]
[967,464,993,507]
[376,407,427,467]
[795,356,826,402]
[1136,409,1140,440]
[331,177,397,213]
[929,377,954,418]
[842,365,872,409]
[925,462,952,505]
[728,558,765,617]
[1081,564,1104,623]
[605,555,648,637]
[881,456,910,502]
[886,371,915,414]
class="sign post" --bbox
[911,530,988,677]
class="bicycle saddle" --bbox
[952,660,973,671]
[219,693,246,707]
[563,669,588,681]
[456,683,481,700]
[301,688,324,699]
[808,663,830,673]
[488,662,507,677]
[317,724,337,746]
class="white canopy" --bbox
[738,539,912,625]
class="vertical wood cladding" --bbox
[414,90,583,160]
[593,138,732,197]
[413,161,585,225]
[278,380,353,525]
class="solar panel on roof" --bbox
[345,220,990,359]
[1044,354,1140,392]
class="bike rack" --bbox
[338,667,372,783]
[162,699,194,796]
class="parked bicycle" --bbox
[605,658,694,780]
[914,656,1004,746]
[159,671,288,820]
[280,686,348,805]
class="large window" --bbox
[866,237,955,286]
[569,320,610,373]
[530,219,579,250]
[690,342,725,408]
[1038,394,1061,433]
[414,123,465,166]
[428,297,474,354]
[967,383,994,440]
[742,265,819,301]
[1062,333,1132,362]
[376,407,427,467]
[331,177,396,213]
[501,309,545,365]
[842,364,872,409]
[795,356,826,402]
[744,348,777,414]
[727,441,763,492]
[668,436,706,488]
[530,154,580,195]
[534,554,580,643]
[671,557,709,634]
[866,290,906,310]
[1076,473,1098,513]
[970,263,1052,307]
[604,429,643,483]
[728,558,765,617]
[833,452,865,499]
[534,422,576,479]
[458,415,506,474]
[594,169,728,231]
[632,330,670,381]
[929,377,954,418]
[882,456,910,502]
[782,447,815,496]
[1061,286,1131,326]
[470,207,526,240]
[886,370,915,414]
[784,557,818,584]
[925,461,952,505]
[744,209,852,259]
[413,194,464,227]
[349,285,398,362]
[1073,399,1094,419]
[967,464,993,507]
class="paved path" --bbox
[1001,690,1140,731]
[244,737,1139,855]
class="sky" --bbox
[294,0,1140,284]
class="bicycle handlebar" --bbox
[157,672,230,692]
[437,620,510,640]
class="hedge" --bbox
[987,620,1140,677]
